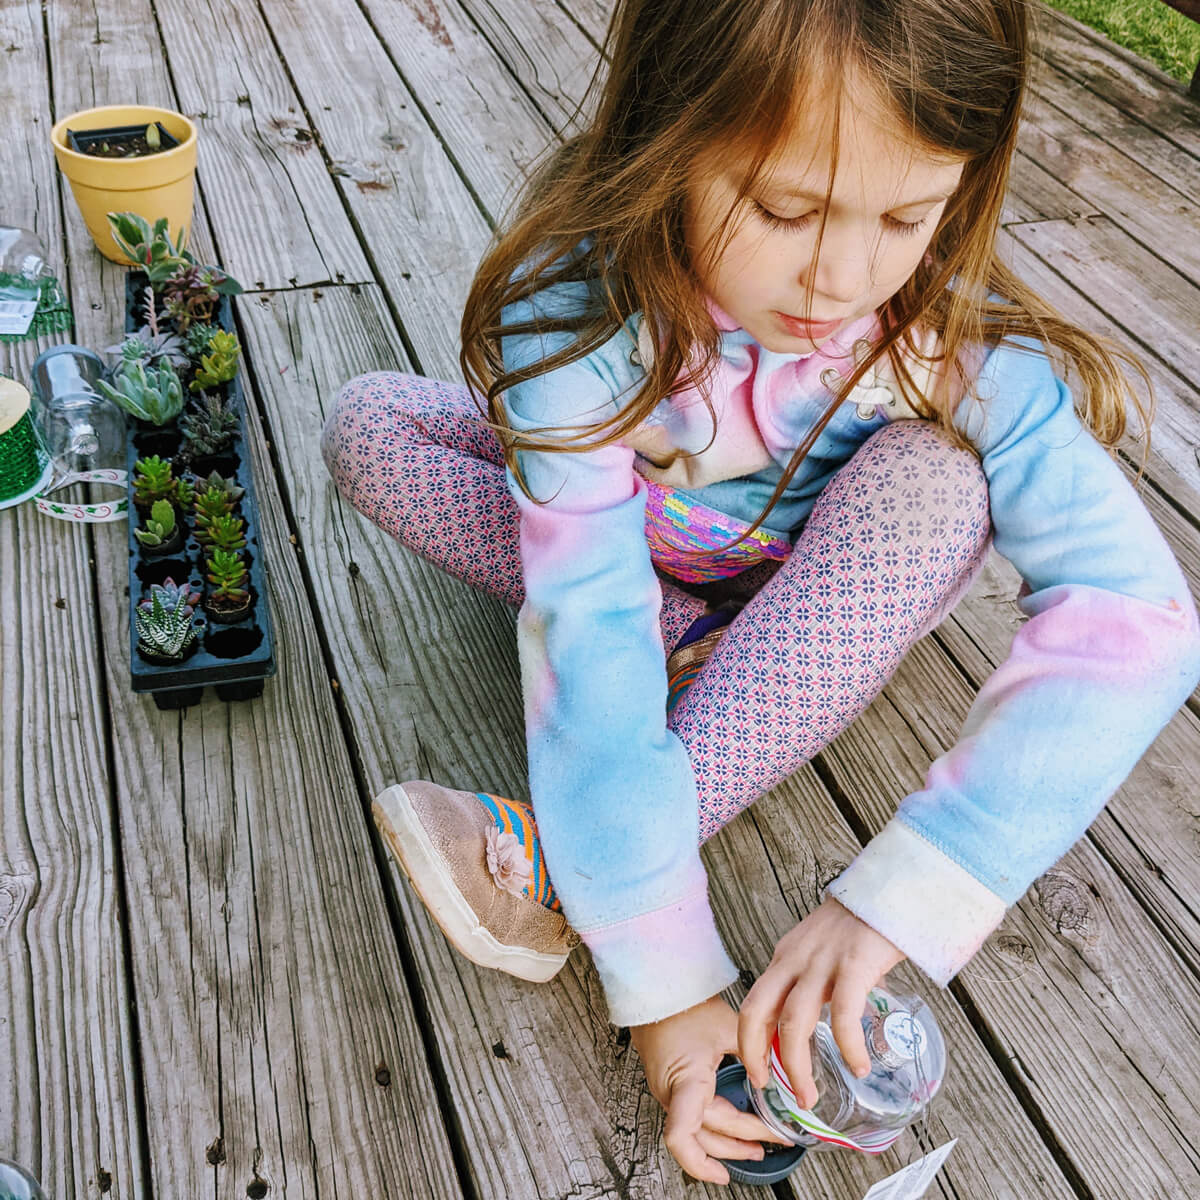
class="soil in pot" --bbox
[186,451,240,477]
[137,525,185,558]
[204,593,254,625]
[68,122,179,158]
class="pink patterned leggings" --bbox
[321,372,991,840]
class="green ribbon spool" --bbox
[0,376,52,508]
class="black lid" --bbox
[714,1062,807,1187]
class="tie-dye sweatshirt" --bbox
[500,273,1200,1028]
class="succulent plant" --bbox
[198,512,246,552]
[161,263,243,333]
[135,578,199,659]
[107,213,192,283]
[133,499,178,547]
[174,476,196,509]
[105,287,189,371]
[139,577,200,616]
[193,484,235,525]
[189,330,241,392]
[132,456,177,506]
[180,393,239,456]
[206,548,250,603]
[183,321,221,360]
[98,358,185,425]
[192,469,244,505]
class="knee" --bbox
[857,419,989,530]
[321,370,446,498]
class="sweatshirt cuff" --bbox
[825,818,1008,985]
[581,889,739,1027]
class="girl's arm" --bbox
[500,280,738,1026]
[826,335,1200,984]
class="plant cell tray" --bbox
[124,271,276,709]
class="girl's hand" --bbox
[630,994,792,1185]
[738,898,907,1106]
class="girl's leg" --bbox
[667,420,992,841]
[320,371,706,646]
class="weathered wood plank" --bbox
[49,0,369,290]
[1016,88,1200,286]
[0,2,145,1195]
[255,0,495,376]
[1029,56,1200,204]
[241,277,1082,1198]
[44,6,465,1195]
[1034,7,1200,159]
[1005,150,1103,223]
[999,221,1200,507]
[815,656,1200,1198]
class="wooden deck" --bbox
[2,3,1198,1197]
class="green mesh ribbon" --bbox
[0,410,47,502]
[0,273,74,343]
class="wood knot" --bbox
[1036,870,1095,937]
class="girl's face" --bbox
[684,75,966,353]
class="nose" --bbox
[798,224,875,307]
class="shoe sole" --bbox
[373,783,569,984]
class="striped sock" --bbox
[475,792,560,911]
[666,606,737,717]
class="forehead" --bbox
[738,67,966,209]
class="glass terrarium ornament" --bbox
[0,374,54,510]
[30,343,127,471]
[0,1158,48,1200]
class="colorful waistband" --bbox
[644,483,791,583]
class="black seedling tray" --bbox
[68,122,180,155]
[124,271,276,709]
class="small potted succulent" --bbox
[181,393,240,471]
[135,578,201,664]
[133,498,184,557]
[50,107,198,265]
[131,455,183,513]
[99,357,185,427]
[205,548,252,624]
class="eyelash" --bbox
[752,201,928,238]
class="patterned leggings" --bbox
[321,373,992,840]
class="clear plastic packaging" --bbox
[0,226,54,303]
[748,988,946,1153]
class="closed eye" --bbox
[752,200,928,238]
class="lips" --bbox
[775,311,844,338]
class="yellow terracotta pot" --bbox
[50,105,198,265]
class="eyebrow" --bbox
[766,184,955,207]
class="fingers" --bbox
[831,972,874,1080]
[663,1074,729,1186]
[738,969,790,1089]
[703,1095,794,1147]
[777,983,825,1111]
[696,1128,765,1164]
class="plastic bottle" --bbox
[0,1159,48,1200]
[747,988,946,1153]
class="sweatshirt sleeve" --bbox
[500,281,738,1026]
[826,335,1200,984]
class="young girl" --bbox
[322,0,1200,1183]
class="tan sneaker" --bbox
[373,780,578,983]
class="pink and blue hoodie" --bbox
[500,270,1200,1028]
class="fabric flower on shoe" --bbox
[486,824,533,897]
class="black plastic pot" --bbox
[67,122,180,156]
[124,272,275,709]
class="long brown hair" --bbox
[459,0,1152,533]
